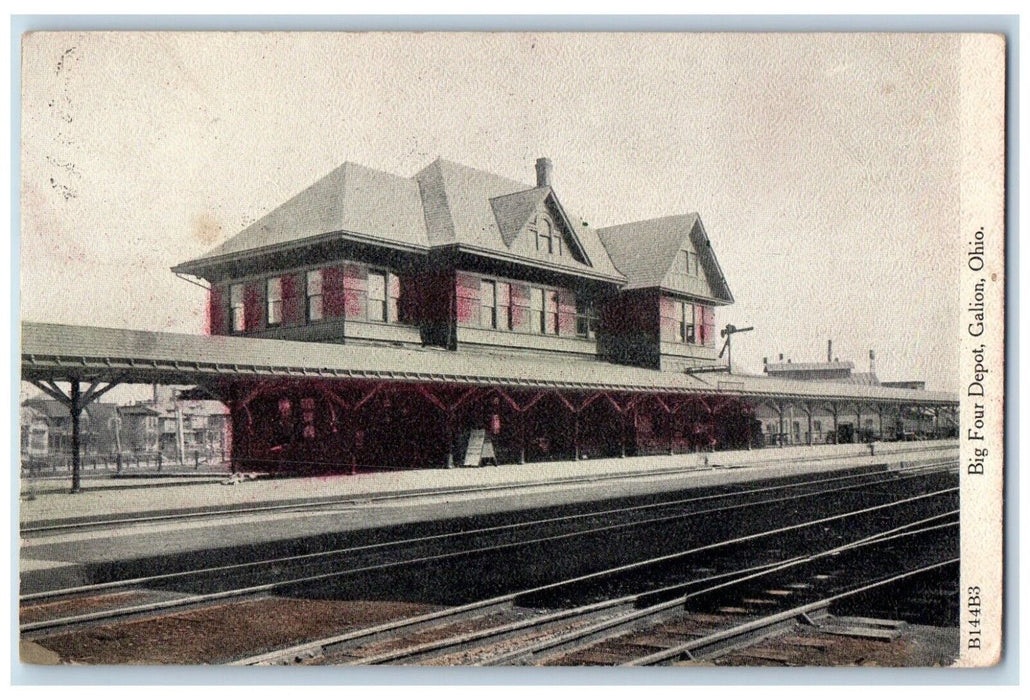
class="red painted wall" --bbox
[456,272,480,326]
[702,306,716,347]
[243,281,264,331]
[281,273,305,326]
[601,289,661,368]
[342,263,367,320]
[557,289,576,337]
[323,265,348,319]
[510,283,530,332]
[658,296,677,342]
[208,285,226,335]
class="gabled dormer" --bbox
[659,217,733,304]
[491,185,591,265]
[595,213,733,305]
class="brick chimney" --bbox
[535,157,553,188]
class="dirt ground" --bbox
[27,596,442,665]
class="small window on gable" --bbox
[676,250,699,277]
[533,214,562,257]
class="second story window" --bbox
[306,270,323,322]
[266,277,283,326]
[480,280,495,328]
[530,287,544,332]
[368,270,387,322]
[528,286,560,335]
[677,301,695,344]
[575,298,599,339]
[230,283,245,332]
[480,279,512,330]
[368,270,401,323]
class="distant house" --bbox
[119,403,160,453]
[20,405,48,458]
[20,394,230,465]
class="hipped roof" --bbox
[176,158,624,283]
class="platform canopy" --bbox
[21,322,957,406]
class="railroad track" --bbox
[21,462,955,637]
[20,443,957,536]
[218,479,958,666]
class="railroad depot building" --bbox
[90,155,948,474]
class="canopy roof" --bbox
[22,322,956,406]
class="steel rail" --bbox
[475,518,959,666]
[243,512,958,666]
[21,464,951,607]
[347,519,959,666]
[26,483,955,637]
[622,558,960,666]
[228,488,957,665]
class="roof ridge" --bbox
[431,156,532,191]
[415,159,456,245]
[595,212,699,232]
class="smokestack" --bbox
[763,357,768,372]
[778,353,784,361]
[535,157,553,188]
[827,340,832,363]
[870,349,876,374]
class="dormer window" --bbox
[677,250,699,277]
[533,214,563,256]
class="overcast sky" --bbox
[21,32,962,393]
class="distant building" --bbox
[20,391,230,465]
[20,405,48,458]
[756,343,954,444]
[119,403,160,453]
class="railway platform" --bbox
[20,440,955,527]
[19,440,956,595]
